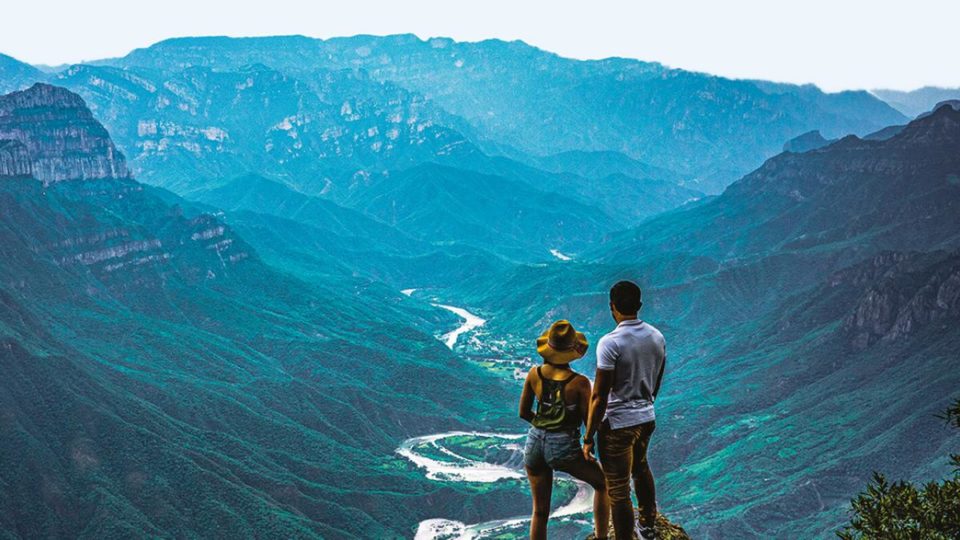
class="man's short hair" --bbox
[610,280,642,315]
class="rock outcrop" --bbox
[0,83,129,183]
[0,139,31,177]
[839,251,960,349]
[585,512,691,540]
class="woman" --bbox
[518,319,610,540]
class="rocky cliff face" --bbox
[838,251,960,349]
[0,139,31,176]
[0,83,249,303]
[0,83,129,183]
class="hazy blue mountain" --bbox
[25,60,696,234]
[873,86,960,117]
[862,123,906,141]
[50,62,486,198]
[191,173,514,286]
[5,57,693,269]
[597,103,960,270]
[782,129,834,153]
[348,163,617,260]
[196,173,412,245]
[418,153,703,229]
[106,34,907,192]
[0,53,46,94]
[0,84,519,539]
[529,149,680,184]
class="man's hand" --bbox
[582,440,597,463]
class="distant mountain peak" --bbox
[894,98,960,143]
[933,99,960,113]
[0,82,84,110]
[782,130,834,153]
[0,83,129,183]
[721,100,959,210]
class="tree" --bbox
[838,399,960,539]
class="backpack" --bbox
[532,367,577,431]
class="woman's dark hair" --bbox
[610,280,642,315]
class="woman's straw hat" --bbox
[536,319,589,364]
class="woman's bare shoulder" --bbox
[572,372,592,389]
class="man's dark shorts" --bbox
[597,419,656,504]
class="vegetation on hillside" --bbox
[839,399,960,539]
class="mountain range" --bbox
[102,35,906,192]
[0,35,958,540]
[1,35,906,197]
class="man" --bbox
[583,280,666,540]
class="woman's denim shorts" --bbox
[523,426,582,472]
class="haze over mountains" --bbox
[1,35,958,539]
[1,35,907,197]
[872,86,960,118]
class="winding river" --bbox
[433,304,487,349]
[396,299,592,539]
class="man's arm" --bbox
[653,341,667,399]
[582,368,613,462]
[585,368,613,440]
[652,356,666,399]
[583,335,617,459]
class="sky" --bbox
[2,0,958,91]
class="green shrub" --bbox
[838,400,960,539]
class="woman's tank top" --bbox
[531,366,582,432]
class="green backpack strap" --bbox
[532,367,575,431]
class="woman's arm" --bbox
[518,368,536,423]
[577,375,592,428]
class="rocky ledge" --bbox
[585,512,691,540]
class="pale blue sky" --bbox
[3,0,958,91]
